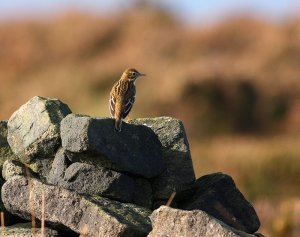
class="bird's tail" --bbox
[115,99,123,132]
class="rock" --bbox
[48,150,152,206]
[132,117,195,199]
[175,173,260,234]
[1,161,28,225]
[27,158,54,180]
[0,175,25,226]
[58,162,135,202]
[7,96,72,163]
[1,222,59,237]
[1,160,38,226]
[2,160,26,180]
[0,121,17,167]
[2,176,152,237]
[0,201,25,226]
[61,114,164,178]
[148,206,258,237]
[133,178,152,209]
[47,148,70,185]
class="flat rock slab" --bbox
[132,117,195,199]
[48,149,152,207]
[175,173,260,234]
[7,96,71,163]
[61,114,164,178]
[57,162,135,202]
[0,121,17,167]
[2,176,152,237]
[1,223,59,237]
[148,206,257,237]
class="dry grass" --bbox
[1,212,4,237]
[0,10,300,135]
[191,135,300,199]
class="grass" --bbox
[1,212,4,237]
[191,135,300,200]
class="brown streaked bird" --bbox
[109,68,146,132]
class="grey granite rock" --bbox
[2,160,26,180]
[148,206,258,237]
[0,121,17,167]
[175,173,260,234]
[132,117,195,199]
[61,114,164,178]
[1,161,28,225]
[7,96,71,163]
[47,148,70,185]
[1,223,59,237]
[58,162,135,202]
[133,178,153,209]
[0,201,25,226]
[2,176,152,237]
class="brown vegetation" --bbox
[0,4,299,236]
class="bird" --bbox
[109,68,146,132]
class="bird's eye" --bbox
[132,72,136,77]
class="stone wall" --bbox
[0,96,262,237]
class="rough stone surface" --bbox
[61,114,164,178]
[58,162,135,202]
[0,121,17,167]
[27,157,54,180]
[175,173,260,234]
[132,117,195,199]
[2,160,26,180]
[148,206,257,237]
[0,175,25,226]
[133,178,153,209]
[2,176,152,237]
[47,148,70,185]
[1,223,59,237]
[0,201,24,226]
[7,96,72,163]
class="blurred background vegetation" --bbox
[0,1,299,236]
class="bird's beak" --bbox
[139,73,146,77]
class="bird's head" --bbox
[121,68,146,81]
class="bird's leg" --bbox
[126,115,132,123]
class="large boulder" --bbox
[60,114,164,178]
[0,121,17,167]
[7,96,72,163]
[57,162,135,202]
[148,206,258,237]
[1,223,59,237]
[2,175,152,237]
[132,117,195,199]
[175,173,260,234]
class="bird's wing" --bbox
[122,95,135,118]
[109,94,116,117]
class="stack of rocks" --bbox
[0,96,262,237]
